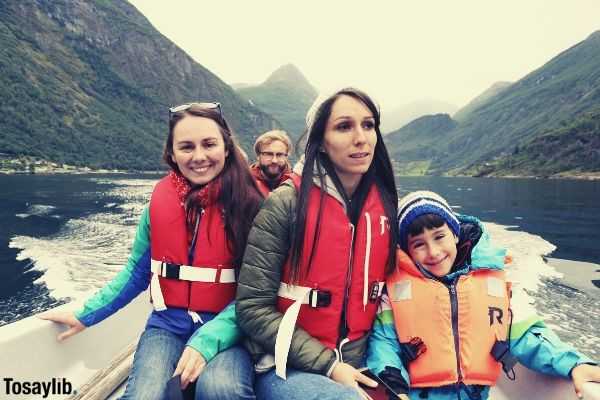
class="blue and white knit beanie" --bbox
[397,191,460,250]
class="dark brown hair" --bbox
[406,214,446,238]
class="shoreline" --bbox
[0,155,164,175]
[3,156,599,180]
[0,167,164,175]
[396,173,600,181]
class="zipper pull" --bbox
[450,284,456,295]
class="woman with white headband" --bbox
[237,87,399,400]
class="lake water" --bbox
[0,173,598,358]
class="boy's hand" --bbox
[571,364,600,399]
[38,311,86,341]
[173,346,206,389]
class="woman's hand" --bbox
[173,346,207,390]
[38,311,86,341]
[571,363,600,399]
[330,362,377,400]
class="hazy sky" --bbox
[128,0,599,112]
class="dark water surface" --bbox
[395,176,600,264]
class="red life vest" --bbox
[149,176,236,313]
[276,181,390,350]
[250,163,293,196]
[387,250,511,387]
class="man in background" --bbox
[250,130,293,196]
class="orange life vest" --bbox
[149,176,236,313]
[387,250,510,387]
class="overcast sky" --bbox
[128,0,599,112]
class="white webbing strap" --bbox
[220,269,236,283]
[277,283,313,303]
[150,273,167,311]
[150,259,236,283]
[275,284,312,379]
[150,259,236,312]
[188,310,203,324]
[363,212,372,310]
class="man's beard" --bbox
[260,163,284,180]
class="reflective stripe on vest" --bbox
[150,259,236,283]
[388,250,510,387]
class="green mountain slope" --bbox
[0,0,278,170]
[387,30,600,177]
[385,113,457,158]
[385,113,458,175]
[453,81,512,123]
[381,99,458,134]
[465,108,600,177]
[236,64,317,142]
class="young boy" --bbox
[367,191,600,400]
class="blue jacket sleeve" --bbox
[510,321,596,378]
[186,301,242,363]
[366,293,409,383]
[75,206,152,326]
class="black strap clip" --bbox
[369,281,383,303]
[491,340,518,380]
[399,337,427,369]
[308,289,331,308]
[162,262,181,279]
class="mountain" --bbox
[453,81,512,122]
[384,114,458,175]
[381,99,458,134]
[230,83,252,90]
[0,0,278,170]
[236,64,318,142]
[464,107,600,177]
[386,30,600,177]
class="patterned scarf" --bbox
[168,170,222,208]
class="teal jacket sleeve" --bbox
[366,293,409,383]
[75,206,152,326]
[186,301,241,362]
[510,321,596,378]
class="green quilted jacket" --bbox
[236,177,369,376]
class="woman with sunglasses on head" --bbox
[41,103,262,400]
[236,88,399,400]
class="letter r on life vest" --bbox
[488,307,503,325]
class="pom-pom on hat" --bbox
[397,191,460,250]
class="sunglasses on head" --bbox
[168,102,222,119]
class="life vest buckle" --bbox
[491,340,518,375]
[162,262,181,279]
[308,289,331,308]
[369,281,383,303]
[400,336,427,367]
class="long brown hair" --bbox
[163,105,263,267]
[290,88,398,280]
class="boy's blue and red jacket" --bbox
[367,215,595,400]
[74,205,240,363]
